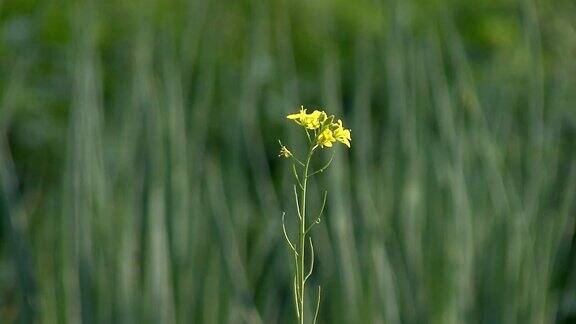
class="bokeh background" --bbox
[1,0,576,323]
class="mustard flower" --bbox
[331,119,351,148]
[287,106,326,130]
[286,106,307,124]
[317,128,336,148]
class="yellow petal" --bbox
[344,129,351,140]
[287,107,307,120]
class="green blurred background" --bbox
[1,0,575,323]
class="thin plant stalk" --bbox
[298,145,315,324]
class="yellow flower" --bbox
[278,145,292,158]
[287,106,326,130]
[332,119,351,148]
[286,107,351,149]
[304,110,322,129]
[317,128,336,148]
[287,106,307,124]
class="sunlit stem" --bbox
[305,129,312,144]
[292,164,304,190]
[290,155,305,167]
[313,286,321,324]
[293,185,302,221]
[298,144,315,324]
[305,237,314,283]
[293,276,300,319]
[293,251,300,306]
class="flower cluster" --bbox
[286,106,351,149]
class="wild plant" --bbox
[279,106,351,324]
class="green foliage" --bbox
[0,0,575,323]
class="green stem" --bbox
[299,145,315,324]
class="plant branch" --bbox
[293,276,300,319]
[293,185,302,221]
[313,286,322,324]
[308,152,335,177]
[282,212,298,256]
[290,155,305,167]
[292,164,304,190]
[305,237,314,283]
[305,191,327,235]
